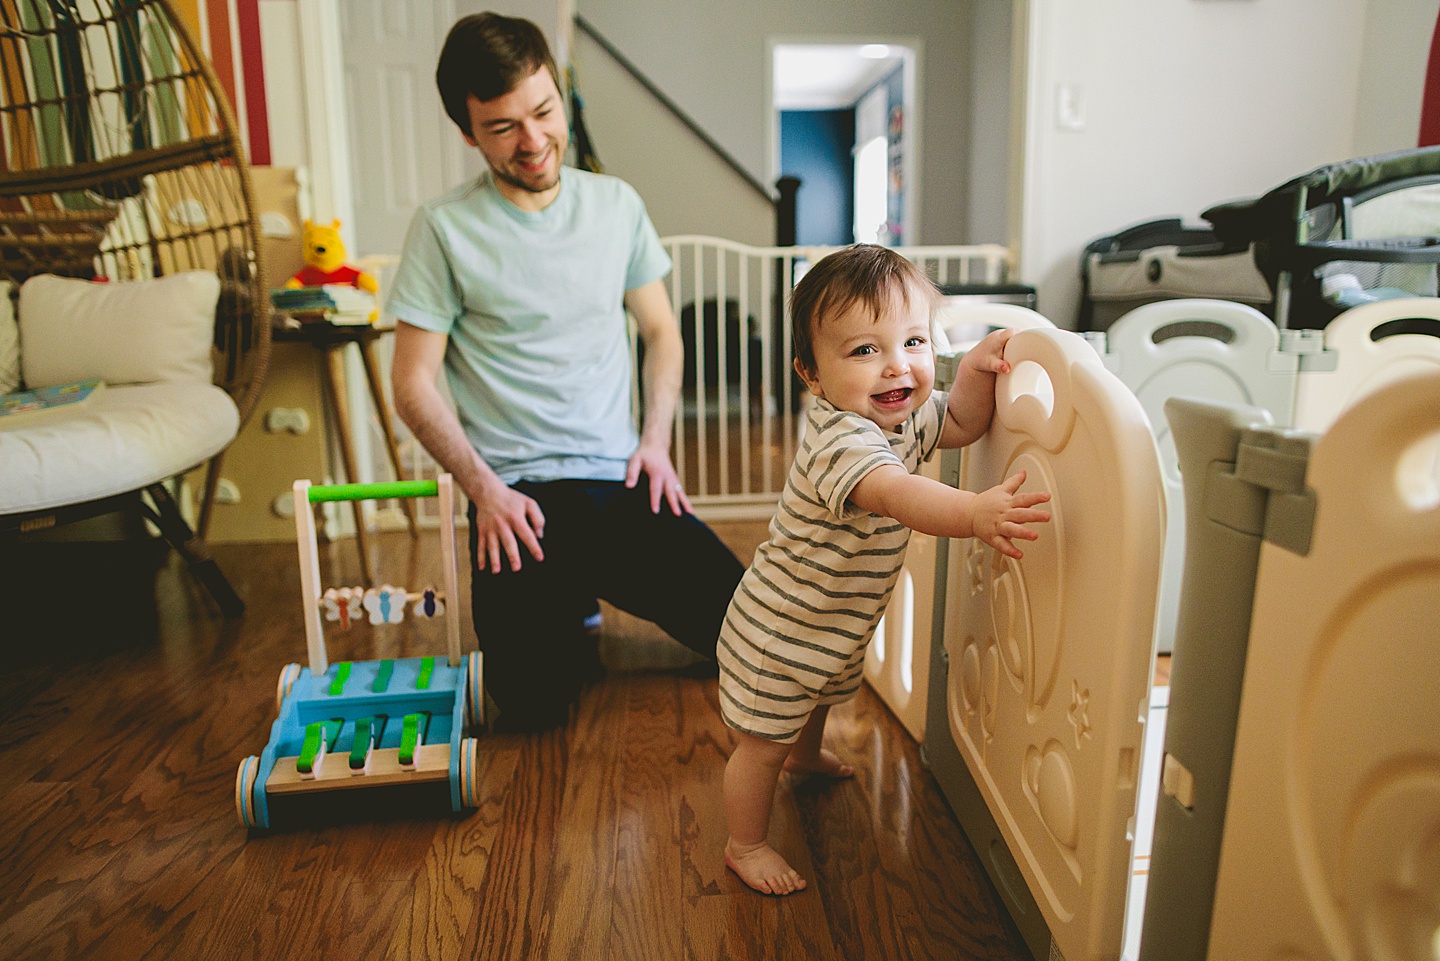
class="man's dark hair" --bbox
[791,244,941,375]
[436,12,560,137]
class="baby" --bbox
[717,244,1052,894]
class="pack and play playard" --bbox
[235,475,485,830]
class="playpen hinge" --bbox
[936,353,962,389]
[1276,328,1338,372]
[1204,428,1316,555]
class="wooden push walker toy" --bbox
[235,475,484,829]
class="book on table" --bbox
[271,285,377,325]
[0,378,106,426]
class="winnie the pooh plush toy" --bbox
[286,219,379,294]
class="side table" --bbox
[273,317,417,582]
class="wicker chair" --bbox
[0,0,269,615]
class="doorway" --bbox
[337,0,487,268]
[771,42,917,247]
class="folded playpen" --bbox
[1081,146,1440,332]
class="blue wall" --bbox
[780,109,855,247]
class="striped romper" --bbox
[717,390,947,742]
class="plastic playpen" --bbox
[918,311,1438,961]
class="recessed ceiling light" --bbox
[860,44,890,59]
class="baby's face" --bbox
[796,289,935,431]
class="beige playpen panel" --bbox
[1293,297,1440,432]
[943,327,1164,961]
[1206,368,1440,961]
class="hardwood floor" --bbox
[0,524,1030,961]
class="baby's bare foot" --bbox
[783,748,854,779]
[725,839,807,895]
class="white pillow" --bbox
[18,271,220,388]
[0,280,17,395]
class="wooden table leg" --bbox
[197,448,225,539]
[322,343,374,585]
[359,336,418,536]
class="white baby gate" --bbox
[658,236,1012,519]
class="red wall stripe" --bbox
[1420,9,1440,146]
[233,0,271,165]
[204,0,238,127]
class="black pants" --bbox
[468,479,744,730]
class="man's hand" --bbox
[470,476,546,573]
[625,439,691,515]
[971,470,1052,559]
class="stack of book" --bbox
[271,285,378,325]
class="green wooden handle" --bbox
[307,480,439,503]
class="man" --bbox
[387,12,744,731]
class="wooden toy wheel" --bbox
[275,663,302,712]
[235,755,262,828]
[465,651,485,730]
[458,737,480,809]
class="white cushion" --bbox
[0,280,17,395]
[0,381,239,514]
[18,271,220,388]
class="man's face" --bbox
[463,65,569,206]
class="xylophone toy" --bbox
[236,475,484,829]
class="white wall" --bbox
[578,0,978,246]
[1017,0,1378,328]
[1354,0,1439,156]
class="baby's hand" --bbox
[963,327,1014,376]
[972,470,1052,559]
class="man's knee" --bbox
[477,626,592,731]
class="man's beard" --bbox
[493,148,562,194]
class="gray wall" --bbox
[577,0,979,246]
[966,0,1012,247]
[572,30,775,244]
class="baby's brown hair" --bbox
[790,244,941,376]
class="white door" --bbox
[1205,368,1440,961]
[338,0,487,263]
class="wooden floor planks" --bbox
[1,525,1030,961]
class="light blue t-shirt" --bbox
[383,166,671,484]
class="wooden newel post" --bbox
[775,175,801,247]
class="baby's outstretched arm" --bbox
[851,466,1051,555]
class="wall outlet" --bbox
[215,478,241,505]
[266,407,311,434]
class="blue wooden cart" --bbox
[236,475,484,829]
